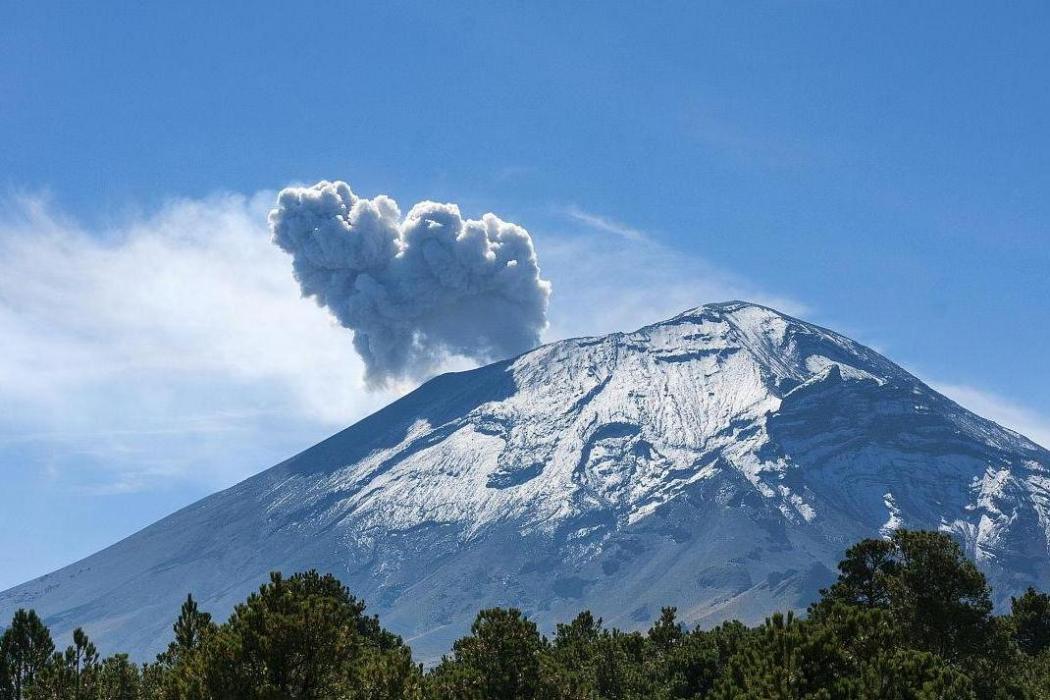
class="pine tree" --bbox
[889,530,993,661]
[711,612,857,700]
[591,629,651,699]
[172,595,214,657]
[659,627,721,699]
[0,610,54,700]
[94,654,141,700]
[814,530,995,662]
[1010,586,1050,655]
[818,537,897,609]
[69,628,99,699]
[647,607,683,652]
[169,570,412,699]
[542,611,603,699]
[432,608,545,700]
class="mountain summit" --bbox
[3,301,1048,661]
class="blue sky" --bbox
[1,2,1048,589]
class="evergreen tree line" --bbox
[3,529,1050,699]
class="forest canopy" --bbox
[2,529,1049,699]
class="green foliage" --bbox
[712,611,855,699]
[542,611,604,699]
[93,655,141,700]
[815,529,995,661]
[1021,651,1050,697]
[649,612,721,700]
[428,608,544,700]
[1,530,1048,699]
[821,537,897,609]
[890,530,993,661]
[166,570,419,699]
[0,609,54,700]
[170,595,214,660]
[1010,587,1050,655]
[24,627,98,700]
[712,605,977,699]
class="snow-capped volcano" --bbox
[3,301,1049,661]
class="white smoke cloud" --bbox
[269,181,551,386]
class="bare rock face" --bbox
[3,301,1048,662]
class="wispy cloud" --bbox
[932,382,1050,450]
[0,192,401,491]
[683,110,816,172]
[537,226,807,341]
[563,205,650,242]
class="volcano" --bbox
[3,301,1048,662]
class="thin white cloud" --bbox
[684,111,816,171]
[932,382,1050,450]
[0,192,401,490]
[563,205,650,242]
[538,227,807,341]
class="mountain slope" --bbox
[3,301,1048,661]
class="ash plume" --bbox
[269,181,551,386]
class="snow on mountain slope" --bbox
[2,301,1048,662]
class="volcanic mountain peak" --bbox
[314,299,972,538]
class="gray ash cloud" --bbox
[270,181,550,386]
